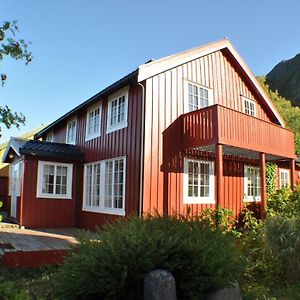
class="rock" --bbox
[205,283,242,300]
[144,269,176,300]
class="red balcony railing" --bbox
[168,104,295,159]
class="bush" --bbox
[264,216,300,283]
[55,214,243,299]
[267,185,300,218]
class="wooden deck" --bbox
[0,227,79,267]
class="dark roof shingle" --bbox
[20,140,84,161]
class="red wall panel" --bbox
[21,157,76,228]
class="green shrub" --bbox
[266,163,277,196]
[264,216,300,283]
[55,215,243,299]
[267,185,300,218]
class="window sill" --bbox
[82,206,126,216]
[85,133,101,142]
[36,194,72,200]
[183,197,215,204]
[106,122,128,134]
[243,197,261,202]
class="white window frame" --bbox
[82,156,126,216]
[183,158,215,204]
[242,96,256,117]
[244,165,261,202]
[85,103,102,141]
[279,168,290,188]
[66,117,77,145]
[184,80,214,113]
[36,161,73,199]
[106,87,129,134]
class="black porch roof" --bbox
[19,140,84,161]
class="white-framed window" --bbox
[36,161,73,199]
[242,96,256,117]
[83,157,126,215]
[106,87,128,134]
[85,103,101,141]
[66,118,77,144]
[183,158,214,204]
[185,81,213,113]
[244,166,260,202]
[45,131,53,142]
[279,169,290,188]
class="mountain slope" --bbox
[266,54,300,106]
[257,76,300,155]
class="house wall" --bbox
[142,49,277,216]
[20,156,77,228]
[43,84,143,230]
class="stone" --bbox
[144,269,177,300]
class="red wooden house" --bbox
[3,39,297,230]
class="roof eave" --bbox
[35,69,138,139]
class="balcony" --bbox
[164,104,295,160]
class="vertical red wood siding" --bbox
[21,156,76,228]
[45,84,142,230]
[142,49,278,217]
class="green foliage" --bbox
[264,216,300,283]
[198,207,236,232]
[267,185,300,218]
[257,76,300,155]
[0,266,57,300]
[0,20,32,134]
[0,201,2,222]
[55,215,243,299]
[266,163,277,196]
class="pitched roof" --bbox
[19,140,84,161]
[138,38,284,126]
[2,137,28,163]
[35,39,285,138]
[35,70,138,139]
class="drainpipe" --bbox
[138,82,145,217]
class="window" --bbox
[107,88,128,133]
[244,166,260,201]
[86,104,101,141]
[279,169,290,188]
[83,157,126,215]
[186,81,213,112]
[183,158,214,204]
[66,118,77,144]
[9,161,23,196]
[36,161,73,199]
[242,97,256,117]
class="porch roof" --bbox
[19,140,84,161]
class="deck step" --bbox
[0,222,20,229]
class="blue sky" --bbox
[1,0,300,142]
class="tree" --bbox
[0,20,32,136]
[257,76,300,155]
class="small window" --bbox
[83,157,126,215]
[242,97,256,117]
[107,88,128,133]
[186,82,213,112]
[86,104,101,141]
[66,118,77,144]
[244,166,260,202]
[279,169,290,188]
[37,161,73,199]
[183,158,214,204]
